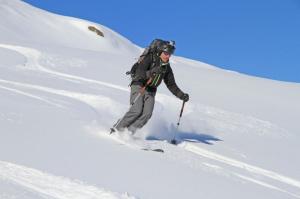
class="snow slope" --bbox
[1,0,300,198]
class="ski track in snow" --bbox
[0,84,66,109]
[1,43,299,198]
[180,142,300,198]
[0,161,137,199]
[0,44,128,92]
[0,78,121,117]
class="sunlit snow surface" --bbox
[1,1,300,198]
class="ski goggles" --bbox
[162,51,172,56]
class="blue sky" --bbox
[23,0,300,83]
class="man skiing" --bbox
[111,40,189,135]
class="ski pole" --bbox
[110,78,152,134]
[130,78,152,105]
[171,100,186,144]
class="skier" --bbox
[111,40,189,134]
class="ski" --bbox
[107,129,164,153]
[142,148,164,153]
[109,128,115,134]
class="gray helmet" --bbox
[158,40,176,55]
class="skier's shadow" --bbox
[175,131,222,145]
[146,128,222,145]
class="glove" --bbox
[182,93,189,102]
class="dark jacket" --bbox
[131,54,185,99]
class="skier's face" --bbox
[160,51,171,63]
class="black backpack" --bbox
[126,39,166,77]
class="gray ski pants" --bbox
[115,85,156,133]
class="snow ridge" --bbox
[0,161,137,199]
